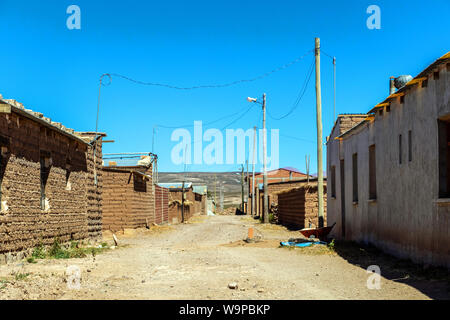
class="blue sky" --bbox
[0,0,449,173]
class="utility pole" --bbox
[241,164,245,212]
[306,155,310,184]
[214,174,217,213]
[251,126,257,217]
[152,126,157,154]
[246,160,249,214]
[315,37,324,228]
[262,93,269,224]
[181,180,185,223]
[333,57,336,125]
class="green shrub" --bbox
[32,243,46,259]
[328,239,335,251]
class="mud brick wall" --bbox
[168,189,194,224]
[154,185,169,225]
[0,112,97,259]
[78,133,103,240]
[102,167,154,232]
[193,193,206,216]
[277,185,327,230]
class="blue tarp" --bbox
[280,241,327,247]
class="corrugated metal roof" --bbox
[193,185,208,195]
[157,182,193,190]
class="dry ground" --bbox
[0,215,448,300]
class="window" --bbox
[352,153,358,203]
[400,95,405,104]
[438,120,450,198]
[422,79,428,88]
[408,130,412,162]
[66,158,72,191]
[369,145,377,200]
[399,134,402,164]
[0,136,10,209]
[330,166,336,198]
[40,151,51,210]
[434,71,440,80]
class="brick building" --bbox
[0,97,104,264]
[102,158,156,232]
[277,182,327,230]
[247,167,309,215]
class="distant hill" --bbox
[157,172,245,206]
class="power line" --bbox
[267,58,315,120]
[279,133,315,144]
[156,107,251,129]
[104,50,313,90]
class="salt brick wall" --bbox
[277,185,327,229]
[102,167,155,232]
[0,112,100,260]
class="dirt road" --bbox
[0,215,448,300]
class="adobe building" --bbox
[277,181,327,230]
[193,185,208,217]
[248,167,309,216]
[0,96,104,264]
[327,52,450,268]
[154,185,169,225]
[158,182,203,224]
[102,155,157,232]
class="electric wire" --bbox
[266,58,315,120]
[104,50,313,90]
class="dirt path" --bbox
[0,215,448,300]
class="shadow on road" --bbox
[332,240,450,300]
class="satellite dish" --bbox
[394,75,413,89]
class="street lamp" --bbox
[246,94,269,223]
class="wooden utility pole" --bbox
[333,57,336,125]
[251,126,257,217]
[262,93,269,224]
[181,181,185,223]
[241,164,245,212]
[152,126,157,154]
[246,160,249,214]
[315,38,324,228]
[306,155,311,185]
[214,174,217,213]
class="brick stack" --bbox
[277,184,327,230]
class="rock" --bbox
[87,269,91,273]
[257,288,265,293]
[228,282,238,290]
